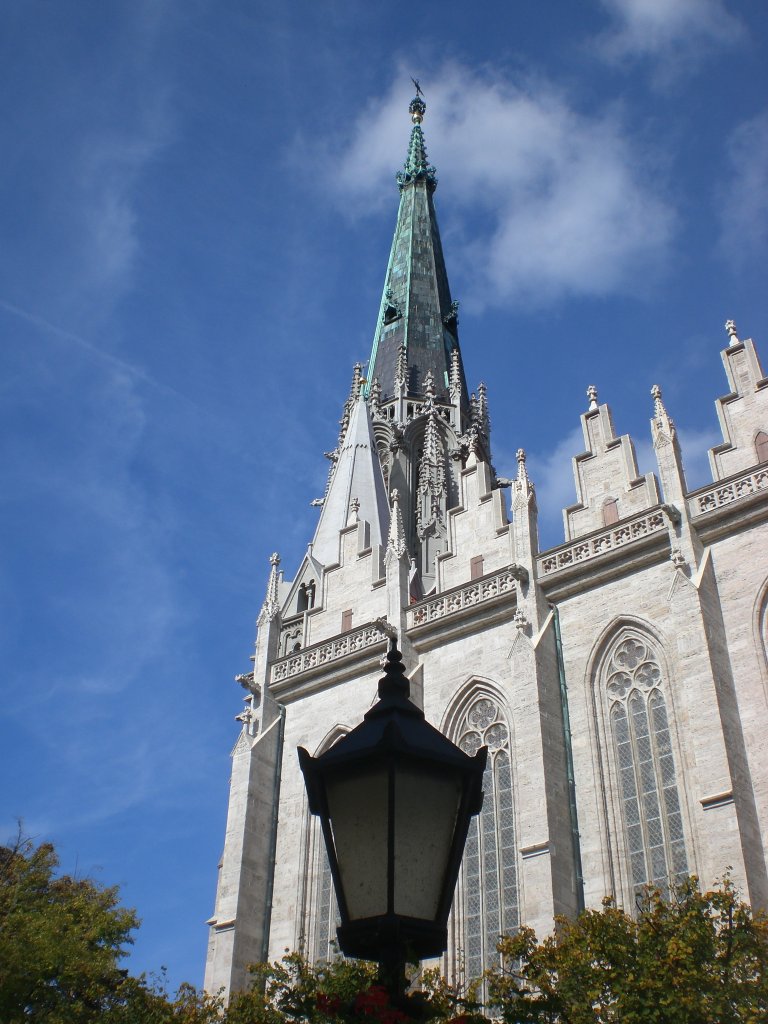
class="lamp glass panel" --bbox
[325,768,389,921]
[393,765,461,919]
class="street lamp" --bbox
[298,641,486,999]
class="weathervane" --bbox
[409,78,426,124]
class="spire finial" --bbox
[725,319,740,347]
[398,85,436,193]
[409,79,426,124]
[587,385,599,412]
[516,448,528,482]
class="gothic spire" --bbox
[365,89,470,421]
[311,393,389,566]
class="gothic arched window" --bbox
[603,633,688,900]
[456,695,519,982]
[755,430,768,464]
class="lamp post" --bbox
[299,641,487,1002]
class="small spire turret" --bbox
[257,552,281,624]
[587,385,599,412]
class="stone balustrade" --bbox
[690,466,768,517]
[271,621,386,684]
[538,507,667,577]
[407,566,517,630]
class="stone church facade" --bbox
[204,93,768,999]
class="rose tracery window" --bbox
[605,634,688,900]
[457,695,519,983]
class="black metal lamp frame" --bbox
[299,641,486,1000]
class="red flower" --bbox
[354,985,390,1015]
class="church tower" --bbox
[205,92,768,1001]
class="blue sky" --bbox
[1,0,766,991]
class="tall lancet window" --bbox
[313,839,340,963]
[304,731,345,963]
[456,696,519,983]
[604,633,688,900]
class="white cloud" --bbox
[320,65,676,308]
[596,0,743,66]
[717,109,768,266]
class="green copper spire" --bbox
[366,89,469,420]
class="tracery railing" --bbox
[539,507,666,577]
[271,622,386,684]
[689,465,768,517]
[407,567,516,629]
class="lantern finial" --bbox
[378,641,410,701]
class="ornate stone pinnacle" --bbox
[394,341,408,392]
[516,448,528,480]
[258,551,281,624]
[387,488,408,559]
[369,377,381,416]
[348,496,360,524]
[423,368,436,403]
[449,347,462,396]
[725,319,740,346]
[587,385,599,411]
[651,384,675,436]
[514,607,529,632]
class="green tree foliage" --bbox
[0,833,222,1023]
[0,833,139,1022]
[487,877,768,1024]
[3,836,765,1024]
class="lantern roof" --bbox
[305,643,485,789]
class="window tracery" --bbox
[603,633,688,899]
[456,695,519,983]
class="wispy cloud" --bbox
[594,0,743,74]
[717,109,768,267]
[75,113,171,298]
[316,64,676,308]
[0,298,186,402]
